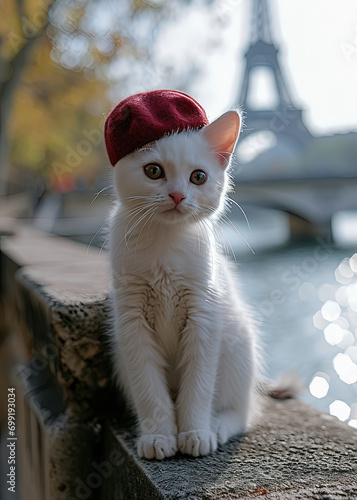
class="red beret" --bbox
[104,89,209,166]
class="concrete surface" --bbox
[103,397,357,499]
[1,225,112,418]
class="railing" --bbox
[1,221,356,499]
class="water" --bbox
[228,208,357,428]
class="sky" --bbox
[156,0,357,136]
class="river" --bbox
[226,206,357,428]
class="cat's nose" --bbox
[169,192,186,205]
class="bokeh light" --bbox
[349,254,357,274]
[333,353,357,385]
[321,300,341,322]
[323,323,344,346]
[313,253,357,425]
[309,373,330,399]
[313,310,328,330]
[329,400,351,421]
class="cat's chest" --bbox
[145,269,188,336]
[112,221,215,340]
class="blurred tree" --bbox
[0,0,51,194]
[0,0,211,195]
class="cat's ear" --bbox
[201,110,241,169]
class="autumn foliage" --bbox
[0,0,168,193]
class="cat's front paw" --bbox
[137,434,177,460]
[214,420,228,445]
[178,430,217,457]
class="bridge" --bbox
[232,0,357,239]
[231,176,357,239]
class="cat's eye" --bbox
[190,170,207,185]
[144,163,164,180]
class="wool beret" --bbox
[104,89,209,166]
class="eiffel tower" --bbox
[237,0,312,149]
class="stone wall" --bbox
[0,222,356,499]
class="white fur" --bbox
[108,114,261,460]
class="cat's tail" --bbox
[258,372,304,400]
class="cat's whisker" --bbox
[91,185,112,204]
[122,195,158,201]
[201,219,220,270]
[125,203,158,233]
[202,204,254,256]
[122,204,159,252]
[122,206,158,269]
[99,203,153,255]
[122,203,156,227]
[211,221,230,259]
[87,201,119,254]
[226,197,251,231]
[99,215,123,255]
[215,221,238,264]
[207,209,236,258]
[116,199,160,228]
[188,209,216,263]
[134,206,159,257]
[218,212,255,256]
[189,213,204,257]
[122,198,159,212]
[111,208,152,257]
[146,208,159,255]
[87,221,108,255]
[122,202,159,238]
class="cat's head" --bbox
[112,110,241,225]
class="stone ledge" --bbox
[0,222,102,267]
[1,224,113,417]
[1,224,114,499]
[14,362,102,500]
[16,261,112,417]
[102,397,357,499]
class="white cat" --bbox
[108,108,262,460]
